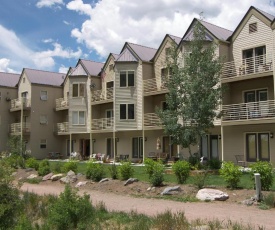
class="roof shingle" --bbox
[116,49,138,62]
[127,43,157,62]
[80,59,104,76]
[0,72,20,87]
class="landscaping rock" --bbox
[147,187,156,191]
[124,178,138,186]
[51,174,63,181]
[27,174,38,179]
[242,199,254,206]
[67,170,76,177]
[196,188,229,201]
[60,171,78,184]
[42,173,53,181]
[161,186,181,195]
[75,181,88,188]
[99,178,109,183]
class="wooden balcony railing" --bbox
[56,98,69,110]
[222,54,273,80]
[91,118,114,131]
[144,113,162,127]
[222,100,275,121]
[10,98,31,111]
[91,88,113,103]
[143,76,169,95]
[10,123,31,134]
[57,122,69,134]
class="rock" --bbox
[42,173,53,181]
[242,199,254,206]
[59,171,78,184]
[75,181,88,188]
[124,178,138,186]
[12,172,17,176]
[191,225,210,230]
[51,174,63,181]
[25,168,34,172]
[196,188,229,201]
[77,173,83,177]
[161,186,181,195]
[67,170,75,177]
[99,178,109,183]
[27,174,38,179]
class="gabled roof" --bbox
[23,68,65,87]
[0,72,20,87]
[78,59,104,76]
[181,18,232,43]
[116,49,138,62]
[168,34,182,44]
[256,7,275,21]
[120,42,157,62]
[102,53,119,70]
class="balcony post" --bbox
[20,96,23,156]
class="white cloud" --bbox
[43,38,54,43]
[0,58,17,73]
[58,65,69,73]
[36,0,64,8]
[66,0,274,58]
[63,20,71,25]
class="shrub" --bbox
[51,161,62,173]
[38,160,51,176]
[188,155,200,167]
[86,161,105,182]
[172,160,191,184]
[193,170,209,189]
[219,161,242,189]
[250,161,274,191]
[61,160,78,173]
[207,158,222,170]
[48,185,94,229]
[25,157,39,170]
[259,192,275,209]
[118,161,134,180]
[2,154,25,169]
[144,158,157,178]
[109,163,118,179]
[150,162,165,186]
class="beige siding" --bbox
[63,77,69,99]
[102,56,116,93]
[18,73,32,100]
[219,42,230,62]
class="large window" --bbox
[120,71,135,87]
[244,89,267,103]
[72,83,85,97]
[72,111,85,125]
[120,104,135,120]
[40,139,47,149]
[40,91,48,100]
[246,133,270,162]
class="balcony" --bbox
[222,54,273,83]
[91,88,113,105]
[222,100,275,125]
[143,76,169,96]
[144,113,162,129]
[10,98,31,112]
[10,123,31,135]
[56,122,69,135]
[56,98,69,111]
[91,118,114,132]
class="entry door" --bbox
[106,138,116,158]
[210,135,219,159]
[132,137,143,158]
[163,136,177,158]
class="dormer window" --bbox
[249,23,257,33]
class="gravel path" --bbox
[21,183,275,229]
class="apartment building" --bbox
[0,6,274,164]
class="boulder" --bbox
[196,188,229,201]
[99,178,109,183]
[161,186,181,195]
[124,178,138,186]
[67,170,76,177]
[75,181,88,188]
[42,173,53,181]
[51,174,63,181]
[27,174,38,179]
[59,171,77,184]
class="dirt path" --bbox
[21,183,275,230]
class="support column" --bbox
[221,125,224,161]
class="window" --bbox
[40,115,48,125]
[244,89,267,103]
[120,71,135,87]
[249,22,257,33]
[246,133,270,161]
[40,139,47,149]
[120,104,135,120]
[72,111,85,125]
[72,83,85,97]
[40,91,48,100]
[132,137,143,158]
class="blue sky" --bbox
[0,0,275,74]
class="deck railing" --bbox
[56,98,69,110]
[91,118,114,130]
[57,122,69,133]
[10,98,31,110]
[10,123,31,134]
[144,113,162,127]
[222,54,273,79]
[143,76,169,95]
[222,100,275,121]
[91,88,113,103]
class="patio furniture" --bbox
[235,155,246,167]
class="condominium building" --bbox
[0,6,274,164]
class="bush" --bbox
[61,160,78,173]
[48,185,94,229]
[193,170,209,189]
[250,161,274,191]
[260,192,275,209]
[188,155,200,167]
[86,161,105,182]
[118,161,134,180]
[219,161,242,189]
[172,160,191,184]
[2,154,25,169]
[25,157,39,170]
[109,163,118,179]
[150,162,165,186]
[51,161,62,173]
[207,158,222,170]
[38,160,51,176]
[144,158,157,178]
